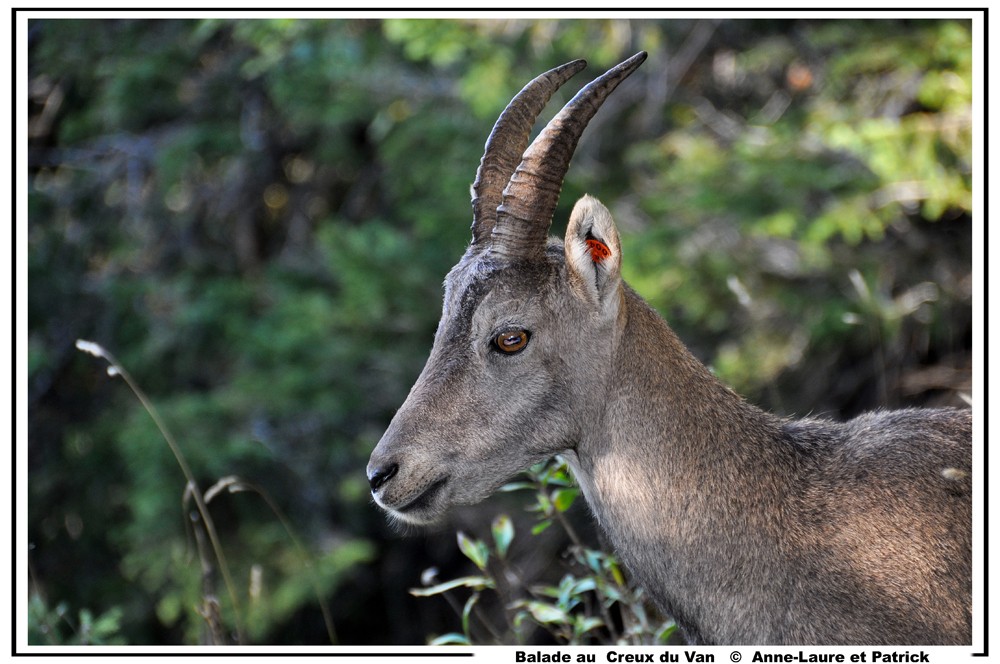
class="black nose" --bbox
[368,463,399,492]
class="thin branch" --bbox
[209,477,339,645]
[75,340,245,644]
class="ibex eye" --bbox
[492,329,530,354]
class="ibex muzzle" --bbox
[366,53,972,645]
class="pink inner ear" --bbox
[585,238,612,263]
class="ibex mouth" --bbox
[394,476,450,520]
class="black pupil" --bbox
[497,331,526,352]
[503,333,522,347]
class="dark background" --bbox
[26,17,973,645]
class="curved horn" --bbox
[491,51,647,259]
[471,59,587,247]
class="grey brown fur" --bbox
[366,53,972,645]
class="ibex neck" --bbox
[592,287,782,466]
[568,287,791,642]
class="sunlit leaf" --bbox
[531,519,553,536]
[498,481,534,493]
[491,515,514,560]
[409,576,495,597]
[513,600,570,625]
[552,487,579,513]
[457,532,489,571]
[574,615,605,637]
[429,632,472,646]
[461,592,480,638]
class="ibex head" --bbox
[367,53,647,525]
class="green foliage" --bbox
[29,594,127,645]
[28,18,972,645]
[70,341,354,645]
[618,20,971,409]
[412,458,676,645]
[491,514,515,560]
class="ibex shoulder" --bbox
[783,407,972,500]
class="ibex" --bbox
[366,52,972,645]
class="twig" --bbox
[75,340,245,644]
[189,510,226,645]
[206,476,339,645]
[546,483,621,644]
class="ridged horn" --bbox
[471,59,587,246]
[490,51,647,259]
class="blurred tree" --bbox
[27,17,972,645]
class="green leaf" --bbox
[513,600,570,625]
[600,583,624,605]
[537,457,574,487]
[531,519,553,535]
[582,548,604,574]
[554,575,588,611]
[409,575,495,597]
[461,592,480,638]
[656,621,679,644]
[155,594,182,626]
[571,577,597,596]
[90,608,124,641]
[574,615,605,637]
[457,531,489,570]
[552,487,579,513]
[608,558,627,587]
[498,481,534,493]
[429,632,472,645]
[491,514,514,559]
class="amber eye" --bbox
[493,329,530,354]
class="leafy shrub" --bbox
[412,457,676,645]
[28,594,126,645]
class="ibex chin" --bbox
[366,52,972,645]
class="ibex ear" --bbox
[565,195,622,312]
